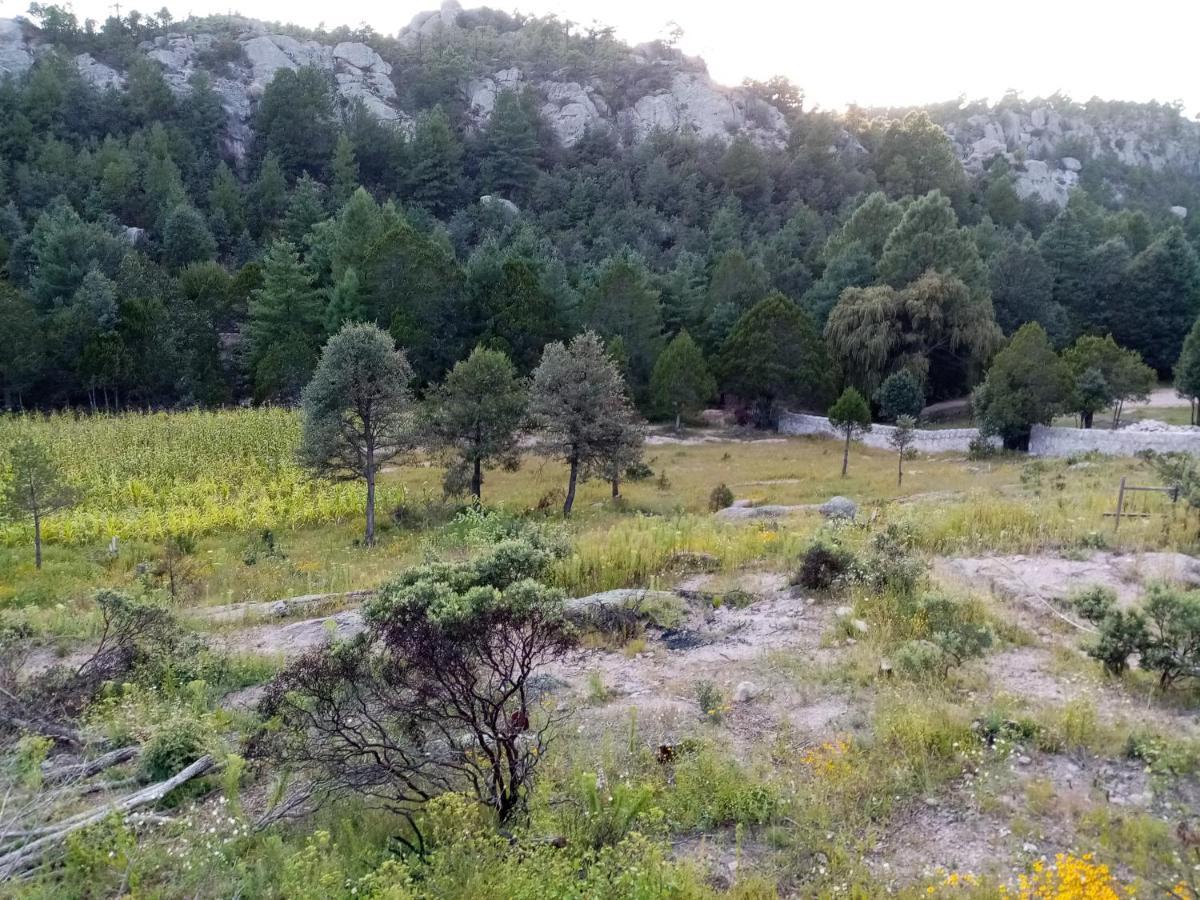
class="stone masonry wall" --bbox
[777,413,994,453]
[1028,425,1200,457]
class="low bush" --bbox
[1078,583,1200,687]
[708,482,734,511]
[793,542,854,591]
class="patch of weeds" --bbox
[585,670,612,705]
[695,680,729,723]
[1024,777,1057,817]
[712,589,755,609]
[622,636,647,657]
[1034,698,1109,755]
[1124,729,1200,776]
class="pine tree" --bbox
[330,133,360,208]
[406,106,463,218]
[828,387,872,477]
[876,190,988,300]
[1174,317,1200,425]
[299,323,414,545]
[426,346,527,499]
[1111,227,1200,373]
[245,239,326,400]
[649,330,716,430]
[527,332,642,516]
[479,90,540,201]
[718,292,829,427]
[581,251,665,398]
[1,435,76,569]
[324,267,365,333]
[208,162,245,235]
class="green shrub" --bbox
[708,482,734,511]
[1072,584,1118,623]
[695,680,727,722]
[876,370,925,422]
[894,639,946,678]
[140,717,209,782]
[794,542,854,591]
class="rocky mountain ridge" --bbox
[2,1,1199,208]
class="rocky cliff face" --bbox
[2,1,1197,209]
[0,2,791,162]
[942,102,1200,206]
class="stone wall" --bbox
[777,413,994,453]
[1028,425,1200,457]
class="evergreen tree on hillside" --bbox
[245,239,325,400]
[1109,227,1200,373]
[479,90,540,202]
[581,251,665,398]
[718,292,829,427]
[876,191,988,300]
[330,133,360,208]
[406,106,464,217]
[255,67,337,178]
[465,250,565,373]
[874,112,967,203]
[650,330,716,430]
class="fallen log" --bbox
[0,754,215,879]
[41,746,140,785]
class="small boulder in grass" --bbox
[819,496,857,520]
[733,681,762,703]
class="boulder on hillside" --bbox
[819,496,857,520]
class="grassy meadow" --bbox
[4,409,1200,898]
[1,408,1193,632]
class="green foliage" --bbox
[425,346,526,499]
[876,370,924,421]
[650,330,716,426]
[139,716,209,782]
[1110,226,1200,372]
[1062,333,1154,425]
[826,270,1000,401]
[828,387,872,475]
[1174,316,1200,408]
[245,239,325,400]
[255,66,337,178]
[794,541,854,590]
[708,482,734,512]
[718,292,829,426]
[973,322,1074,450]
[694,679,727,722]
[299,322,415,543]
[526,331,643,515]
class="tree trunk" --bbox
[841,431,850,477]
[897,449,903,487]
[563,457,579,517]
[364,455,376,546]
[674,410,681,433]
[471,456,482,501]
[33,507,42,570]
[611,475,620,498]
[1082,410,1094,429]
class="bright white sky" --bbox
[4,0,1197,114]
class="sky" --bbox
[3,0,1197,113]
